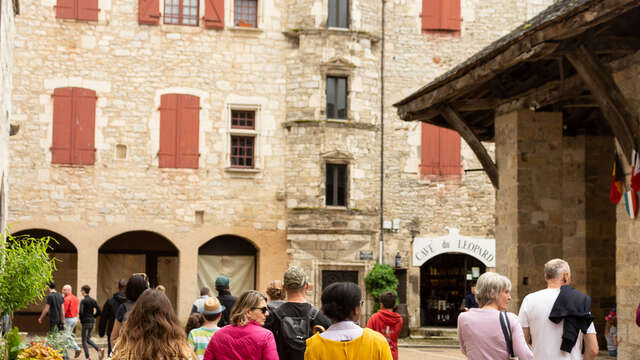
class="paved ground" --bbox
[399,347,466,360]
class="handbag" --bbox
[499,311,518,359]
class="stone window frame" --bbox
[321,65,353,121]
[321,151,353,209]
[225,103,263,173]
[228,0,264,30]
[312,262,368,323]
[327,0,349,29]
[163,0,200,26]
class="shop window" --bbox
[158,94,200,169]
[422,0,461,32]
[164,0,199,25]
[328,0,348,28]
[326,76,347,120]
[420,123,461,176]
[235,0,257,27]
[326,163,347,207]
[56,0,99,21]
[51,87,97,165]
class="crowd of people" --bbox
[36,258,619,360]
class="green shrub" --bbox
[364,263,398,313]
[7,327,25,360]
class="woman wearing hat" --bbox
[188,297,225,360]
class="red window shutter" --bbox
[420,123,440,175]
[51,88,74,164]
[77,0,99,20]
[56,0,76,19]
[176,95,200,169]
[159,94,178,168]
[72,88,96,165]
[139,0,161,25]
[438,127,461,175]
[421,0,442,31]
[203,0,224,29]
[441,0,461,31]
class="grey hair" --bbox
[544,259,570,280]
[475,272,512,307]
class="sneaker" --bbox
[74,349,81,359]
[99,348,105,360]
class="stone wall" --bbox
[0,0,16,240]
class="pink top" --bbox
[458,308,533,360]
[202,321,278,360]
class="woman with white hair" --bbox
[457,272,533,360]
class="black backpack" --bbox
[272,305,319,358]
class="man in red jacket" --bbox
[366,292,403,360]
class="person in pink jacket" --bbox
[203,290,278,360]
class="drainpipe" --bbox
[379,0,386,264]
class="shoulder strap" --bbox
[308,306,320,321]
[499,311,515,358]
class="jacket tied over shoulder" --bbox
[548,285,594,353]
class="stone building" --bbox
[396,0,639,354]
[8,0,552,330]
[0,0,18,242]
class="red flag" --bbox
[610,156,624,204]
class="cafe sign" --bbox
[412,227,496,267]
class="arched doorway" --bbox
[11,229,78,333]
[98,231,178,308]
[419,253,486,327]
[198,235,257,296]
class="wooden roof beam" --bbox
[440,106,499,189]
[566,44,640,161]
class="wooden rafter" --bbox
[566,44,640,161]
[440,106,499,189]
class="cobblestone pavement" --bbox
[399,347,466,359]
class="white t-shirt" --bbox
[518,288,596,360]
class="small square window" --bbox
[232,110,256,129]
[328,0,349,28]
[164,0,199,26]
[326,76,347,120]
[231,136,255,168]
[326,163,347,206]
[235,0,257,27]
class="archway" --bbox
[11,229,78,333]
[98,231,178,308]
[198,235,257,296]
[419,253,486,327]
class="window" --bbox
[422,0,461,32]
[229,110,256,168]
[235,0,257,27]
[56,0,99,21]
[51,87,97,165]
[164,0,199,25]
[158,94,200,169]
[328,0,348,28]
[420,123,461,176]
[326,76,347,120]
[326,163,347,206]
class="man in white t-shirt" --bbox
[518,259,599,360]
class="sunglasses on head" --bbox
[252,306,269,314]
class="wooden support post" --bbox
[440,105,499,189]
[566,45,639,161]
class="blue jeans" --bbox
[64,317,81,351]
[609,349,617,357]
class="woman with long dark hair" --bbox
[203,290,278,360]
[304,282,392,360]
[109,289,196,360]
[110,273,149,344]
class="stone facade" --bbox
[8,0,556,326]
[0,0,17,242]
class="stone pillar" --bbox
[495,110,563,310]
[76,243,98,299]
[177,244,198,323]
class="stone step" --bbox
[409,326,458,339]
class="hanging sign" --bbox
[412,227,496,267]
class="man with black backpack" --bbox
[264,266,331,360]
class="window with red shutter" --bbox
[56,0,99,20]
[421,0,460,32]
[159,94,200,169]
[51,87,96,165]
[139,0,161,25]
[204,0,224,29]
[420,123,461,176]
[164,0,199,26]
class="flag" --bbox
[610,155,624,204]
[625,190,638,219]
[632,149,640,192]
